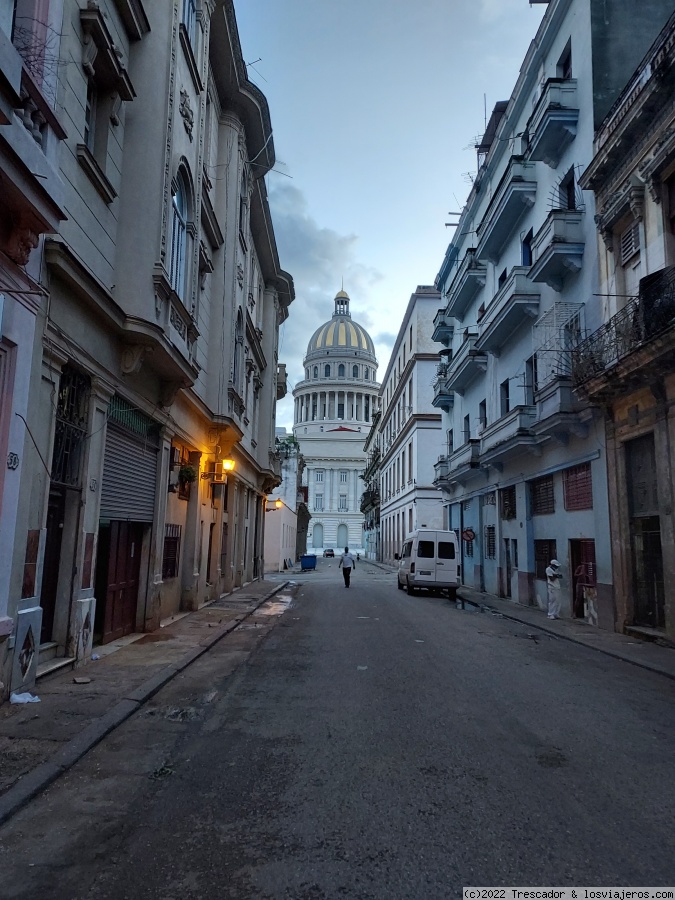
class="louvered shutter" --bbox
[100,426,158,522]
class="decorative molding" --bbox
[160,2,180,264]
[80,7,135,100]
[178,24,203,94]
[179,87,194,141]
[120,344,153,375]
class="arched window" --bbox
[313,366,318,378]
[352,365,359,378]
[306,369,309,379]
[170,174,188,299]
[338,364,345,377]
[324,364,330,377]
[365,368,369,380]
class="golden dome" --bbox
[305,290,376,360]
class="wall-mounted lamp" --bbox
[202,457,236,482]
[266,498,283,512]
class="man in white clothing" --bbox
[339,547,355,588]
[546,559,563,619]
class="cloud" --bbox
[270,181,382,428]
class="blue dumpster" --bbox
[300,554,317,571]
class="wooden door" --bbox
[101,521,143,643]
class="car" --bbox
[323,548,335,557]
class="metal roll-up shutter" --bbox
[100,425,158,522]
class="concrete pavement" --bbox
[0,578,289,826]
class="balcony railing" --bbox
[432,309,454,346]
[476,157,537,264]
[476,267,540,354]
[480,405,537,456]
[526,78,579,168]
[572,267,675,390]
[445,248,487,322]
[446,333,487,395]
[529,208,585,291]
[432,378,454,412]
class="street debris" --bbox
[91,654,100,660]
[357,666,368,671]
[9,692,40,704]
[150,764,174,780]
[73,677,91,684]
[415,640,425,643]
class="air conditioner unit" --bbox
[206,460,226,483]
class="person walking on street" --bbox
[546,559,563,619]
[339,547,355,588]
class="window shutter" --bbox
[620,223,640,265]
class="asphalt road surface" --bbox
[1,560,675,899]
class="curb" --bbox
[460,593,675,683]
[0,581,289,828]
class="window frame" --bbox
[163,524,182,579]
[530,475,555,515]
[563,462,593,511]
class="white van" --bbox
[396,529,460,600]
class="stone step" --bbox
[37,641,58,662]
[36,656,75,681]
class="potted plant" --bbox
[178,464,198,484]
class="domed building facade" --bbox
[293,291,380,553]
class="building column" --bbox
[180,450,204,612]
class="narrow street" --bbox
[1,560,674,899]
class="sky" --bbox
[233,0,547,430]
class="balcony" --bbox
[572,267,675,400]
[438,440,482,487]
[432,309,454,346]
[276,363,288,400]
[530,376,587,444]
[528,209,585,291]
[527,79,579,168]
[360,489,380,514]
[432,377,455,412]
[480,406,538,469]
[476,267,540,355]
[476,158,537,264]
[446,334,488,395]
[445,248,487,322]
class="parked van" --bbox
[396,529,460,600]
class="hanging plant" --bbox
[178,464,198,484]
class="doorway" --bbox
[337,523,348,550]
[312,522,323,549]
[503,538,512,598]
[94,521,144,643]
[40,488,66,643]
[570,539,596,619]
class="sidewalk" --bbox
[361,558,675,681]
[0,578,289,826]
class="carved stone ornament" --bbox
[121,344,153,375]
[110,92,123,126]
[628,184,645,222]
[236,263,244,288]
[179,88,194,141]
[6,225,39,266]
[159,380,184,408]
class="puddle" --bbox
[258,595,293,616]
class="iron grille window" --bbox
[464,538,474,558]
[483,491,496,506]
[531,475,555,514]
[51,366,91,487]
[563,463,593,510]
[163,524,181,579]
[484,525,496,559]
[500,486,516,520]
[534,539,557,580]
[620,222,640,265]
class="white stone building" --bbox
[293,291,379,554]
[377,286,444,563]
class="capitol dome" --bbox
[304,290,377,362]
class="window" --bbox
[464,536,474,557]
[163,524,182,579]
[482,491,496,507]
[478,400,487,431]
[484,525,496,559]
[50,365,91,487]
[409,325,413,350]
[531,475,555,514]
[182,0,197,45]
[239,171,248,246]
[563,463,593,510]
[338,364,345,377]
[498,268,507,289]
[500,379,510,417]
[84,78,97,154]
[557,39,572,80]
[324,364,330,377]
[313,366,318,378]
[316,470,324,482]
[463,414,470,444]
[512,540,518,569]
[447,429,454,454]
[338,402,344,418]
[365,368,369,380]
[438,541,455,560]
[500,486,516,520]
[353,365,359,378]
[535,539,557,580]
[306,369,309,380]
[340,470,348,483]
[559,167,576,211]
[315,493,323,511]
[170,176,188,298]
[522,228,533,267]
[620,222,640,266]
[408,441,413,481]
[232,308,243,391]
[417,541,434,558]
[339,495,348,511]
[525,355,537,404]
